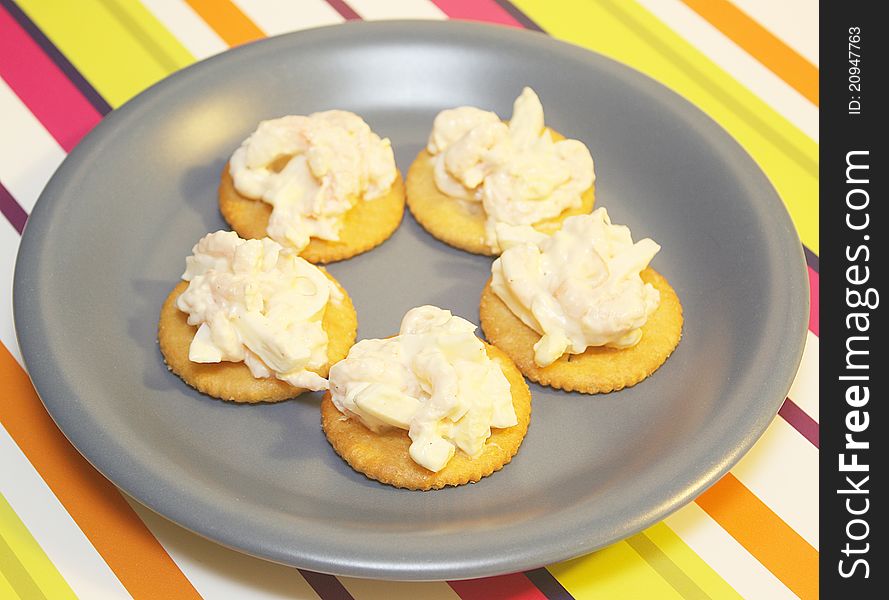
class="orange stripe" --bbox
[184,0,264,47]
[0,343,200,599]
[680,0,818,105]
[696,473,818,600]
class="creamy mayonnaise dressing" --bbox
[229,111,397,251]
[328,306,517,472]
[427,88,595,252]
[176,230,342,390]
[491,209,661,367]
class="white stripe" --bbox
[665,502,797,600]
[231,0,342,36]
[139,0,228,60]
[0,80,66,213]
[0,425,131,599]
[125,500,320,600]
[730,0,818,66]
[339,577,462,600]
[635,0,818,142]
[0,219,21,365]
[346,0,446,20]
[731,417,819,549]
[789,330,818,422]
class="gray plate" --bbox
[14,21,808,580]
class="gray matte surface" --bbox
[14,21,808,580]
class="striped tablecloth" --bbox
[0,1,818,598]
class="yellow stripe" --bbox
[549,540,684,599]
[17,0,196,107]
[644,522,743,599]
[0,493,76,600]
[513,0,818,253]
[626,533,710,599]
[0,534,44,600]
[0,569,22,599]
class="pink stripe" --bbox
[449,573,548,600]
[430,0,523,27]
[807,266,818,336]
[0,5,102,152]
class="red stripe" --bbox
[807,265,818,336]
[0,3,102,152]
[449,573,548,600]
[430,0,523,27]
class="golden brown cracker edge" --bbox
[405,128,595,256]
[479,268,683,394]
[321,343,531,490]
[158,272,357,403]
[219,164,406,264]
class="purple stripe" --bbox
[298,570,354,600]
[1,0,111,115]
[524,568,574,600]
[0,181,27,234]
[778,397,819,448]
[492,0,544,32]
[803,245,818,273]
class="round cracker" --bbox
[405,129,595,256]
[219,163,405,264]
[321,343,531,490]
[480,268,683,394]
[158,272,357,403]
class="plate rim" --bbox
[13,19,809,580]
